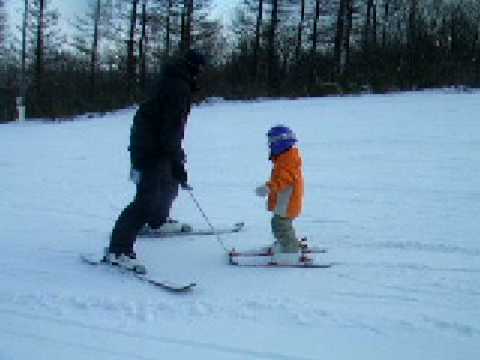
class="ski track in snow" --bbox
[1,92,480,359]
[1,286,478,338]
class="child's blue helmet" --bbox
[267,125,297,157]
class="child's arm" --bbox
[267,166,296,194]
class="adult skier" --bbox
[105,49,206,272]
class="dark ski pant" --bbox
[109,160,179,255]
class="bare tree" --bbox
[267,0,278,90]
[364,0,377,48]
[34,0,45,91]
[333,0,356,76]
[165,0,174,56]
[0,0,5,54]
[27,1,64,84]
[344,0,354,72]
[334,0,347,74]
[233,0,265,81]
[0,0,9,122]
[382,0,390,47]
[91,0,102,98]
[20,0,29,100]
[71,0,116,104]
[254,0,264,79]
[180,0,217,52]
[295,0,305,60]
[311,0,320,55]
[181,0,193,50]
[138,0,147,92]
[19,0,66,116]
[127,0,139,101]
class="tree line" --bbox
[0,0,479,121]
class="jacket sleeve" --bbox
[267,165,296,193]
[162,81,191,128]
[163,83,190,159]
[144,80,190,161]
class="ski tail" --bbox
[80,253,196,292]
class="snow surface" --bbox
[1,90,480,359]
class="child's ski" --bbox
[230,262,333,268]
[228,246,327,257]
[228,257,333,268]
[229,236,327,258]
[80,254,196,293]
[228,251,333,269]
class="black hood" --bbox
[184,49,207,77]
[161,58,198,91]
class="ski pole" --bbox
[185,189,229,252]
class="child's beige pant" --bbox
[271,214,298,253]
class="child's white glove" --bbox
[255,184,269,197]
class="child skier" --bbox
[255,125,305,265]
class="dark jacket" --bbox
[129,57,196,170]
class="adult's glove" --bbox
[180,182,193,191]
[255,184,269,197]
[171,161,192,190]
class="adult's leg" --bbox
[145,160,179,229]
[109,160,180,254]
[108,161,168,254]
[109,199,147,255]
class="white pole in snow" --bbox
[16,97,25,122]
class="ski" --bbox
[229,262,333,269]
[137,221,245,238]
[228,255,333,269]
[80,254,196,293]
[228,246,327,257]
[228,243,332,268]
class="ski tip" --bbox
[185,282,197,289]
[169,282,197,292]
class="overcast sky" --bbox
[8,0,238,32]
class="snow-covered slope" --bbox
[1,91,479,359]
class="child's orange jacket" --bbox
[266,147,304,219]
